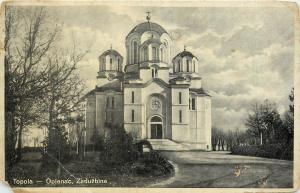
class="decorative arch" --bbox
[148,114,163,139]
[151,116,162,123]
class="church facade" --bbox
[84,15,212,150]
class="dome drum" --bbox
[125,21,172,69]
[98,49,123,73]
[172,50,199,74]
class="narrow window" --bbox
[155,69,158,77]
[193,61,196,72]
[102,58,106,70]
[152,47,157,60]
[110,58,113,70]
[160,48,163,61]
[133,41,138,63]
[152,69,154,78]
[112,97,115,108]
[106,97,109,108]
[180,62,183,72]
[118,58,120,70]
[111,112,114,123]
[178,61,181,72]
[179,110,182,123]
[192,98,196,110]
[144,47,148,61]
[179,92,182,104]
[131,91,134,103]
[189,98,191,110]
[187,60,190,72]
[173,63,175,73]
[131,110,135,122]
[107,112,110,122]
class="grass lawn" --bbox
[7,151,173,187]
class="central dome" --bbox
[125,15,172,69]
[127,22,168,37]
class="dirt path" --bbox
[151,151,293,188]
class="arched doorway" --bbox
[150,116,163,139]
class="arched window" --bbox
[193,61,196,72]
[187,60,190,72]
[110,58,113,70]
[191,98,196,110]
[131,110,135,122]
[106,97,109,108]
[118,58,120,71]
[152,47,157,60]
[173,63,176,73]
[178,61,181,72]
[152,68,158,78]
[180,62,183,72]
[160,48,163,61]
[143,47,148,61]
[131,91,134,103]
[133,41,138,63]
[101,58,106,70]
[179,92,182,104]
[112,97,115,109]
[179,110,182,123]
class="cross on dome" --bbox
[146,11,151,22]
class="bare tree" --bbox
[211,127,219,151]
[5,7,60,163]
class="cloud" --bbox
[36,5,295,131]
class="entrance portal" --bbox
[150,116,163,139]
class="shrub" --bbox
[101,127,139,166]
[90,129,105,151]
[231,143,293,160]
[131,151,174,176]
[135,139,153,154]
[41,125,71,171]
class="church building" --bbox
[84,14,212,150]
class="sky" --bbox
[42,4,295,130]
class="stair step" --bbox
[147,139,189,151]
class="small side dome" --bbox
[174,50,197,59]
[100,49,122,58]
[98,48,123,72]
[172,48,199,74]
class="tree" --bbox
[102,126,137,166]
[211,127,219,151]
[38,47,86,168]
[41,121,71,174]
[289,87,294,115]
[245,100,282,145]
[5,7,60,164]
[282,88,294,144]
[90,129,104,151]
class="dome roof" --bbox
[100,49,122,58]
[127,22,168,37]
[174,50,197,59]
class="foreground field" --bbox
[152,151,293,188]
